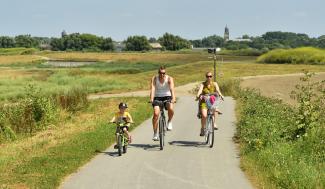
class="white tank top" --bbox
[155,75,171,97]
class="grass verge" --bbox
[0,97,152,189]
[235,79,324,189]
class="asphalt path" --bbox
[61,96,253,189]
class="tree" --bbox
[14,35,39,48]
[201,35,224,47]
[50,38,64,51]
[63,33,83,50]
[0,36,15,48]
[149,37,157,43]
[101,37,114,51]
[158,33,191,50]
[125,36,150,51]
[316,35,325,48]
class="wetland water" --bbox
[44,61,97,67]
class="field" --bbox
[1,50,325,189]
[241,72,325,105]
[1,52,325,101]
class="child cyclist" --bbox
[110,102,134,148]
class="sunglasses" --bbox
[206,75,213,78]
[159,72,166,75]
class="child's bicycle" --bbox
[112,121,131,156]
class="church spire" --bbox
[224,25,229,42]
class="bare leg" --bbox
[167,102,174,122]
[201,109,208,130]
[152,106,160,133]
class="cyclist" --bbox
[150,66,176,141]
[110,102,134,148]
[196,72,224,136]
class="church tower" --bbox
[224,25,229,42]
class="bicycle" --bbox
[112,121,131,156]
[199,93,222,148]
[151,99,171,150]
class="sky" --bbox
[1,0,324,41]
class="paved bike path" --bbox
[60,96,253,189]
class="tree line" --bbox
[0,31,324,51]
[191,32,325,50]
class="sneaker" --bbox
[167,122,173,131]
[200,128,205,136]
[152,133,159,141]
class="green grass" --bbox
[0,48,38,55]
[257,47,325,65]
[0,97,152,189]
[1,59,325,101]
[236,88,324,189]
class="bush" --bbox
[55,87,88,112]
[257,47,325,64]
[237,72,325,188]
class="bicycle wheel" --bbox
[208,116,215,148]
[117,134,122,156]
[159,116,165,150]
[205,116,211,144]
[123,135,127,153]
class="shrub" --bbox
[55,87,88,112]
[237,72,325,188]
[257,47,325,64]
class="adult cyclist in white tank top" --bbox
[150,66,176,141]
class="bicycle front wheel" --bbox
[208,116,214,148]
[117,134,122,156]
[205,116,211,144]
[159,116,165,150]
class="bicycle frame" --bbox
[154,100,170,150]
[116,126,129,156]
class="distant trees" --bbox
[50,33,114,51]
[191,31,325,51]
[1,31,325,52]
[316,35,325,48]
[0,36,15,48]
[14,35,39,48]
[125,36,150,51]
[158,33,191,50]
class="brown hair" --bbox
[158,65,166,73]
[205,71,213,77]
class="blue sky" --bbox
[1,0,324,40]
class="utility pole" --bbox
[213,53,217,82]
[208,48,221,82]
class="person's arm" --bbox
[110,115,116,123]
[169,76,176,103]
[127,113,134,123]
[150,76,156,103]
[214,82,224,100]
[196,83,204,100]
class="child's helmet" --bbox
[119,102,128,109]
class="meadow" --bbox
[236,73,324,189]
[257,47,325,65]
[0,50,325,188]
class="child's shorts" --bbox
[116,126,129,133]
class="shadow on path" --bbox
[169,140,208,148]
[129,143,161,151]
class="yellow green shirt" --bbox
[111,112,133,127]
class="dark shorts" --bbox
[152,96,172,109]
[116,126,129,134]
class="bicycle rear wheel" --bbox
[159,116,165,150]
[205,116,211,144]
